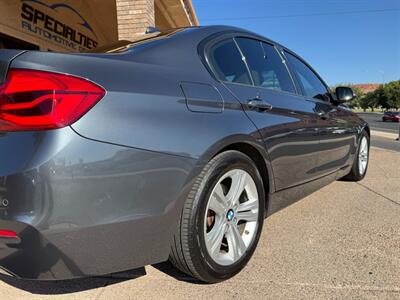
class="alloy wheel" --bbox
[204,169,259,266]
[358,136,369,175]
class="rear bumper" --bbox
[0,127,197,279]
[0,219,56,279]
[0,215,183,280]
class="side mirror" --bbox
[335,86,356,102]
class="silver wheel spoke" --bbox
[226,170,247,207]
[207,218,226,256]
[237,198,258,211]
[361,138,367,153]
[209,184,227,214]
[236,210,258,222]
[227,224,246,261]
[236,199,258,222]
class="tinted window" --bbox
[236,38,295,93]
[285,52,330,101]
[209,39,252,85]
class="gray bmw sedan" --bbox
[0,26,369,283]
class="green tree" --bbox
[366,81,400,110]
[359,92,378,111]
[382,80,400,109]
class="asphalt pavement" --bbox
[371,135,400,152]
[356,112,400,152]
[357,112,400,134]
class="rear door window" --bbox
[209,39,252,85]
[235,38,295,93]
[284,51,330,101]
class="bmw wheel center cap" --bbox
[226,209,235,222]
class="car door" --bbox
[207,36,322,190]
[283,51,357,177]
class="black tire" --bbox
[343,130,370,181]
[169,150,265,283]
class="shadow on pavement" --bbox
[0,268,146,295]
[0,261,205,295]
[152,261,204,284]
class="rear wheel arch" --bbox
[215,142,271,213]
[343,129,370,181]
[363,125,370,138]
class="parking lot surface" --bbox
[1,143,399,299]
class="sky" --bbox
[192,0,400,86]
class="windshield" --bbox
[87,28,183,53]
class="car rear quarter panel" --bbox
[0,127,198,279]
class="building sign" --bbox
[0,0,117,52]
[21,0,98,51]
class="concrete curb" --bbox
[371,146,399,154]
[371,130,399,139]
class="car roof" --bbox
[90,25,287,58]
[188,25,285,48]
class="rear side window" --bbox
[235,38,295,93]
[284,52,330,101]
[209,39,252,85]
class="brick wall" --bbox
[116,0,155,40]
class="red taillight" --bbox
[0,69,105,131]
[0,230,18,238]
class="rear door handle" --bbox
[247,99,273,111]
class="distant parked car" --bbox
[382,111,400,122]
